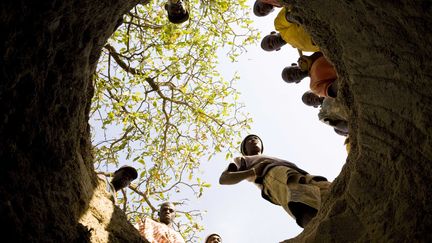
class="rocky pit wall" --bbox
[285,1,432,242]
[0,0,143,242]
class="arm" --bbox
[219,167,256,185]
[219,157,272,184]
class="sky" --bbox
[191,2,348,242]
[92,2,347,242]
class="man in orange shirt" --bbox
[282,52,338,98]
[306,53,338,98]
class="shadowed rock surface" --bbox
[0,0,431,242]
[282,0,432,242]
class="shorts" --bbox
[262,166,331,219]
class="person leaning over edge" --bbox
[282,52,339,98]
[258,4,319,53]
[97,165,138,203]
[219,134,331,228]
[302,91,351,152]
[205,233,222,243]
[136,202,185,243]
[165,0,189,24]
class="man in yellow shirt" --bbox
[254,0,319,52]
[273,7,319,52]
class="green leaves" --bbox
[91,0,258,241]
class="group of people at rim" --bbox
[98,0,351,241]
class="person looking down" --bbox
[274,7,319,52]
[165,0,189,24]
[302,91,350,152]
[282,52,339,98]
[97,165,138,203]
[205,233,222,243]
[136,202,185,243]
[219,134,331,228]
[259,5,319,52]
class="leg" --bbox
[288,202,318,228]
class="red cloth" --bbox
[137,218,185,243]
[309,56,337,97]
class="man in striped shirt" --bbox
[137,202,185,243]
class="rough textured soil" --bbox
[283,0,432,242]
[0,0,431,242]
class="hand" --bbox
[297,55,312,71]
[251,161,271,176]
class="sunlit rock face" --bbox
[0,0,142,242]
[1,0,431,242]
[79,178,143,242]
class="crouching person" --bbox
[219,134,331,228]
[282,52,339,98]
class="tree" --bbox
[90,0,257,240]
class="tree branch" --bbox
[129,185,157,212]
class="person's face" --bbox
[262,33,284,51]
[207,235,222,243]
[159,203,176,225]
[302,92,323,107]
[245,136,262,155]
[254,1,274,16]
[281,66,308,84]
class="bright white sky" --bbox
[191,2,347,242]
[93,2,347,241]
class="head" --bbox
[281,64,309,84]
[260,31,286,51]
[205,233,222,243]
[159,202,176,226]
[110,166,138,191]
[253,0,274,17]
[240,134,264,156]
[165,0,189,24]
[301,90,324,108]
